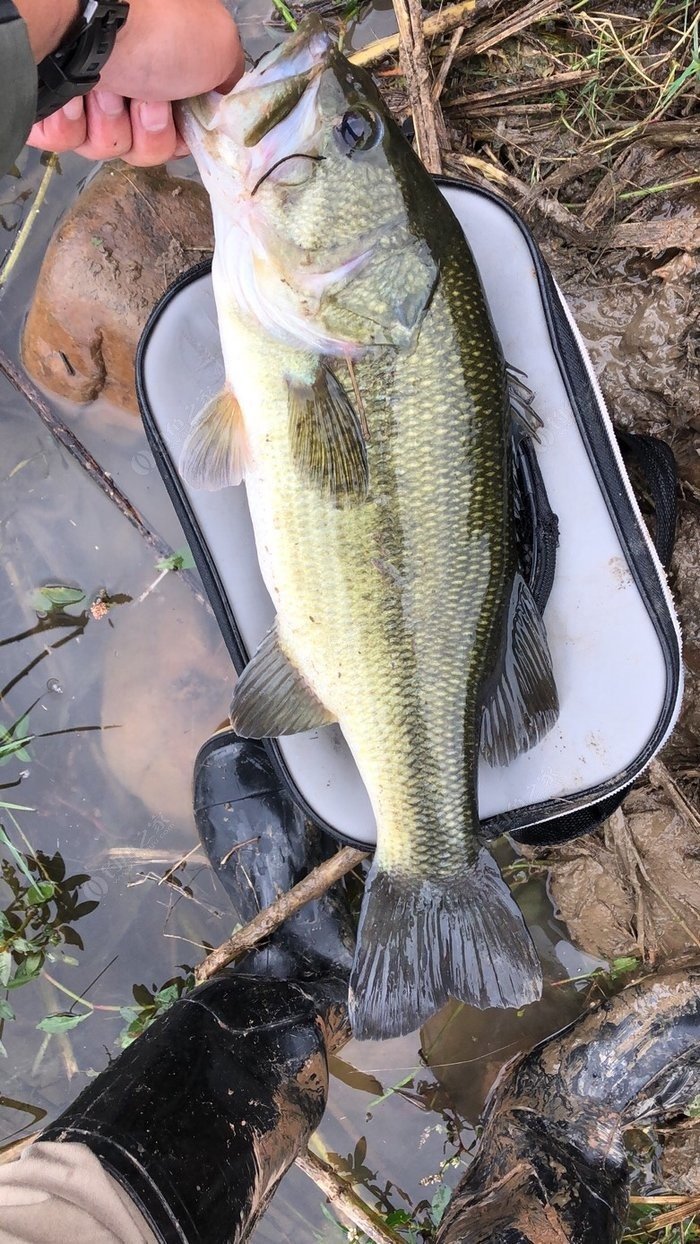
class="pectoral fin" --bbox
[180,387,248,491]
[230,622,336,738]
[480,573,559,767]
[288,366,369,501]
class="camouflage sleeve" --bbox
[0,5,37,178]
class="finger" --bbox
[123,100,179,167]
[172,135,190,160]
[74,91,134,161]
[35,98,88,153]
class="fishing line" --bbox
[251,154,325,197]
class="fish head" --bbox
[179,19,439,356]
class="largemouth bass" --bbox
[177,19,559,1040]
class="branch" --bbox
[195,845,367,983]
[296,1149,406,1244]
[350,0,486,68]
[0,348,207,608]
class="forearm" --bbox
[13,0,79,60]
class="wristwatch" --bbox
[35,0,130,122]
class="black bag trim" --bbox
[136,178,681,851]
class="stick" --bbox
[432,25,466,103]
[392,0,443,173]
[0,348,207,607]
[0,155,58,289]
[452,0,565,64]
[350,0,488,68]
[649,758,700,837]
[448,68,595,110]
[295,1149,405,1244]
[195,846,367,983]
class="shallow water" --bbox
[0,17,602,1242]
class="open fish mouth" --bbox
[186,18,333,153]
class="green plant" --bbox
[0,826,100,1054]
[118,973,195,1048]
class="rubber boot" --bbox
[41,972,348,1244]
[194,729,356,979]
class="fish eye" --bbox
[334,107,383,155]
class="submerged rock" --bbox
[22,162,213,414]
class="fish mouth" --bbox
[236,17,333,92]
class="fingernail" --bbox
[93,90,125,117]
[138,101,170,133]
[62,97,85,122]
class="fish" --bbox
[176,18,559,1040]
[435,969,700,1243]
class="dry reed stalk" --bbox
[296,1149,406,1244]
[350,0,496,68]
[195,846,367,982]
[452,0,564,63]
[391,0,444,172]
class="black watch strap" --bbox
[36,1,130,122]
[0,1,37,177]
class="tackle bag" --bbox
[136,178,683,851]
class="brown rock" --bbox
[22,162,213,414]
[101,572,231,828]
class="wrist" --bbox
[13,0,80,60]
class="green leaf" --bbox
[155,547,195,574]
[0,999,15,1021]
[26,880,56,904]
[385,1210,412,1227]
[34,585,85,609]
[0,950,11,988]
[0,825,36,887]
[37,1011,90,1034]
[155,984,180,1007]
[430,1185,452,1225]
[609,955,639,980]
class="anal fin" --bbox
[230,622,336,738]
[288,365,369,502]
[481,573,559,768]
[180,386,248,491]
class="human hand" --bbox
[26,0,243,166]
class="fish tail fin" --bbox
[349,850,542,1041]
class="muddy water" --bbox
[0,21,643,1244]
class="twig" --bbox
[452,0,565,64]
[447,68,595,110]
[391,0,443,173]
[195,846,367,983]
[0,348,207,608]
[350,0,491,68]
[432,26,466,103]
[628,1196,700,1230]
[648,758,700,837]
[295,1148,405,1244]
[0,154,58,290]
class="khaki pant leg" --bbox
[0,1141,157,1244]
